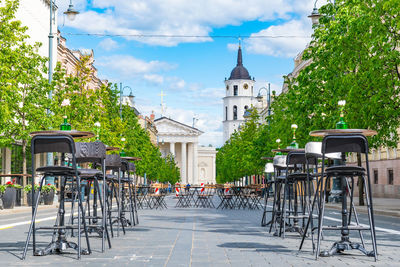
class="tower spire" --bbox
[237,42,243,66]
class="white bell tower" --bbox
[223,45,255,143]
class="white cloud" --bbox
[63,0,326,47]
[98,38,119,51]
[144,74,164,84]
[96,55,175,76]
[244,19,312,58]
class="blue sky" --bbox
[56,0,328,147]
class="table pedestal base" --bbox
[320,239,374,257]
[34,236,89,256]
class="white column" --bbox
[169,142,175,157]
[181,142,187,184]
[212,154,216,183]
[4,148,11,182]
[193,143,198,185]
[187,143,193,184]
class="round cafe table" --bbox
[306,128,377,258]
[310,128,377,137]
[261,157,274,160]
[271,148,304,153]
[30,130,95,139]
[106,146,120,152]
[121,156,142,161]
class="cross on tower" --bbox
[159,90,166,116]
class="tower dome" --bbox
[229,45,251,80]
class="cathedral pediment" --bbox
[154,117,203,136]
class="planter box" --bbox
[27,191,41,206]
[43,191,55,205]
[2,187,16,209]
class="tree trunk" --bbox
[357,153,365,206]
[22,138,27,205]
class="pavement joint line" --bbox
[262,204,400,235]
[163,216,184,267]
[0,205,115,230]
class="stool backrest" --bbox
[105,154,121,169]
[31,134,75,154]
[75,141,106,163]
[286,151,307,165]
[305,141,341,160]
[264,163,274,173]
[322,134,368,154]
[273,155,286,169]
[121,160,136,172]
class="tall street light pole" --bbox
[256,83,271,125]
[119,83,134,119]
[46,1,79,177]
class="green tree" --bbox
[0,0,51,176]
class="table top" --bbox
[261,157,274,160]
[271,148,305,153]
[121,156,142,161]
[0,173,32,177]
[309,129,377,137]
[106,146,120,151]
[30,130,95,139]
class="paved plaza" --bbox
[1,196,400,266]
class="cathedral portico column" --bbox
[169,142,175,157]
[193,143,198,185]
[181,142,187,183]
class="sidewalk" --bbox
[326,197,400,218]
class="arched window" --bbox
[233,85,238,96]
[225,106,228,120]
[244,105,248,110]
[233,105,237,120]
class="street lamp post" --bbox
[256,83,271,125]
[119,83,134,119]
[46,1,79,183]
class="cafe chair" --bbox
[280,151,309,238]
[268,155,287,235]
[22,134,90,260]
[105,154,124,237]
[69,141,111,252]
[299,141,341,252]
[315,134,377,260]
[121,160,139,225]
[261,163,274,226]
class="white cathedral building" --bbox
[223,45,257,143]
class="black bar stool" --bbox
[22,134,90,260]
[280,151,309,238]
[269,155,287,235]
[316,134,377,260]
[70,141,111,252]
[120,160,138,227]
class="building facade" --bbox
[154,117,216,185]
[223,45,256,143]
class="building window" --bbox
[233,85,238,96]
[373,169,378,184]
[225,106,228,120]
[233,105,237,120]
[388,169,394,185]
[244,105,248,110]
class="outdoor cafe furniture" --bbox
[279,150,312,238]
[69,141,111,252]
[23,131,94,260]
[194,184,215,208]
[261,162,274,226]
[121,156,140,226]
[216,184,234,209]
[300,129,377,260]
[105,153,126,237]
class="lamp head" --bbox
[308,7,321,25]
[64,3,79,21]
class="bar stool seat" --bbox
[36,166,74,175]
[287,172,308,180]
[78,169,102,178]
[326,165,365,175]
[106,174,117,180]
